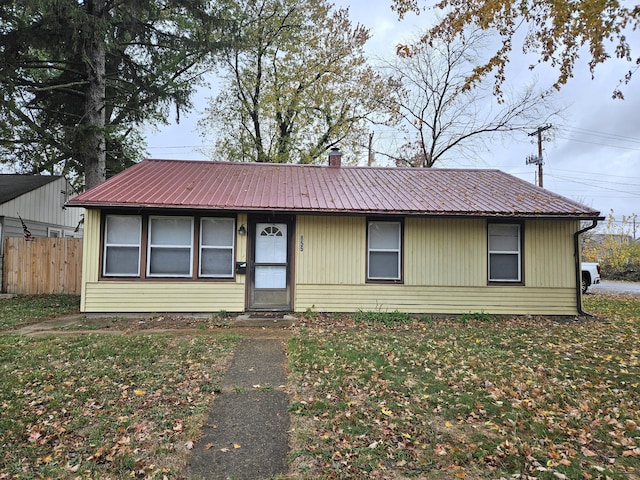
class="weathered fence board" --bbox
[3,237,82,294]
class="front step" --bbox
[234,313,297,328]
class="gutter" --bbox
[574,219,602,316]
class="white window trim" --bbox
[367,221,402,281]
[488,223,522,282]
[47,227,62,238]
[147,216,194,278]
[103,215,141,277]
[199,217,235,278]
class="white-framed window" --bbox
[488,223,522,282]
[147,216,193,277]
[367,221,402,281]
[47,227,62,238]
[199,217,235,278]
[103,215,142,276]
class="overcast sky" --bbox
[145,0,640,229]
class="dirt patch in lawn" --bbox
[10,312,296,339]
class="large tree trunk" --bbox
[82,0,107,189]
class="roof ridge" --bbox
[142,158,500,173]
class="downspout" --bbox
[574,219,600,316]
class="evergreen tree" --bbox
[0,0,226,188]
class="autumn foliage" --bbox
[582,212,640,281]
[288,299,640,479]
[391,0,640,98]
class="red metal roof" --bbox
[67,159,600,218]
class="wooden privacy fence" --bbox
[3,237,82,295]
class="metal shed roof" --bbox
[67,159,600,218]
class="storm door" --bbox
[248,222,291,310]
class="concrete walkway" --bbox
[186,337,291,480]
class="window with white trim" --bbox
[367,221,402,281]
[488,223,522,282]
[199,217,235,277]
[47,227,61,238]
[103,215,142,276]
[147,216,193,277]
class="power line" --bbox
[563,126,640,145]
[554,134,640,151]
[550,167,640,181]
[546,173,640,197]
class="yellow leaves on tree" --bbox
[391,0,640,98]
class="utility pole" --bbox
[526,124,552,187]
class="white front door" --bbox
[249,222,291,310]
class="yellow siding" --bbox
[83,282,245,312]
[525,219,577,288]
[80,209,101,312]
[294,216,580,315]
[236,213,247,285]
[79,209,248,313]
[80,211,580,315]
[405,217,486,286]
[295,215,365,285]
[295,284,577,315]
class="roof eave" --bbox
[66,201,601,219]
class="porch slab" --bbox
[234,314,297,328]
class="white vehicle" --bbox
[581,262,601,293]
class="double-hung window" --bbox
[367,221,402,281]
[488,223,522,282]
[103,215,142,276]
[147,216,193,277]
[199,218,235,277]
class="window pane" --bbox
[149,248,191,275]
[255,265,287,289]
[201,218,234,246]
[489,224,519,251]
[105,247,139,275]
[255,224,287,263]
[369,222,400,249]
[150,217,192,245]
[489,253,519,281]
[369,251,399,279]
[106,215,140,244]
[201,249,233,276]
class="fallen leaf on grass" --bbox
[204,443,214,450]
[185,441,194,450]
[233,443,241,449]
[434,444,447,456]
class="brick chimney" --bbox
[328,147,342,167]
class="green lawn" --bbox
[0,294,80,330]
[287,295,640,479]
[1,293,638,479]
[0,332,240,479]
